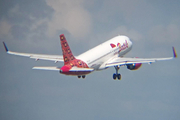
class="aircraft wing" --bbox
[3,42,64,62]
[106,47,177,67]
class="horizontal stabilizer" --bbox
[69,67,94,72]
[33,66,94,72]
[33,66,61,71]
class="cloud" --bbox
[45,0,92,39]
[7,4,20,17]
[0,19,12,38]
[148,24,180,44]
[148,100,175,111]
[96,0,151,23]
[109,26,143,41]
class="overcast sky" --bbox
[0,0,180,120]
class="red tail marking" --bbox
[60,34,75,65]
[59,34,90,76]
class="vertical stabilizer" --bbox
[60,34,75,65]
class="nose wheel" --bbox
[113,66,121,80]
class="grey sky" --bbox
[0,0,180,120]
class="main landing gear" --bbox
[77,75,86,79]
[113,66,121,80]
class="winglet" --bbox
[3,42,9,52]
[172,47,177,58]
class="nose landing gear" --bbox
[113,66,121,80]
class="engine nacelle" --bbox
[127,63,142,70]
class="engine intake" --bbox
[127,63,142,70]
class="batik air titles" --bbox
[3,34,177,80]
[76,35,132,71]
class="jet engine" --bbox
[127,63,142,70]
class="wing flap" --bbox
[106,57,174,67]
[33,66,61,71]
[105,47,177,67]
[106,60,155,67]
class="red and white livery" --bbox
[3,34,177,80]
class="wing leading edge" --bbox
[3,42,64,62]
[106,47,177,67]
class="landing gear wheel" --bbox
[117,74,121,80]
[113,66,122,80]
[82,75,86,79]
[78,76,81,78]
[113,74,117,80]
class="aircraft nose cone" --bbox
[128,39,133,49]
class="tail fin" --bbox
[60,34,75,65]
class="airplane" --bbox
[3,34,177,80]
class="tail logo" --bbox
[64,43,67,47]
[61,36,64,41]
[68,49,71,54]
[71,55,74,60]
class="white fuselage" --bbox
[77,36,133,70]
